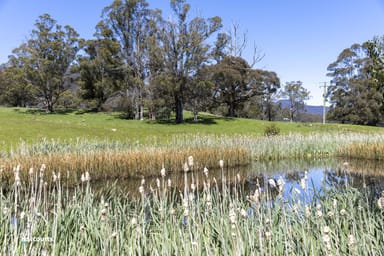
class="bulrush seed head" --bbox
[131,217,138,225]
[167,178,172,187]
[219,160,224,169]
[323,226,331,234]
[29,168,33,176]
[85,172,90,182]
[81,173,86,183]
[340,209,347,216]
[188,156,194,168]
[139,185,144,194]
[156,178,160,188]
[378,195,384,209]
[203,167,209,177]
[183,162,189,172]
[300,178,306,190]
[160,167,166,177]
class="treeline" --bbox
[327,37,384,126]
[5,0,381,125]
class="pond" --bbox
[93,157,384,201]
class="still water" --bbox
[94,158,384,200]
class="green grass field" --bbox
[0,107,382,151]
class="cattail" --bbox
[219,159,224,168]
[300,178,306,190]
[131,217,138,225]
[188,156,194,168]
[277,177,284,192]
[240,208,248,218]
[183,162,189,172]
[333,199,337,209]
[378,192,384,209]
[160,166,166,177]
[167,178,172,188]
[52,172,57,183]
[85,171,90,182]
[101,208,107,222]
[81,173,86,183]
[268,178,276,188]
[203,167,209,177]
[348,234,356,248]
[40,164,46,179]
[229,208,236,225]
[305,206,311,218]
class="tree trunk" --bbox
[175,96,183,124]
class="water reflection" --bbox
[93,158,384,201]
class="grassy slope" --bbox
[0,107,382,151]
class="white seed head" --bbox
[188,156,194,167]
[219,160,224,168]
[348,234,355,247]
[183,162,189,172]
[203,167,209,177]
[85,171,90,182]
[191,183,196,191]
[20,211,25,220]
[340,209,347,216]
[268,178,276,188]
[139,185,144,194]
[111,232,118,239]
[333,199,338,209]
[156,178,160,188]
[160,167,166,177]
[80,225,86,233]
[167,178,172,187]
[131,217,138,225]
[323,226,331,234]
[81,173,86,183]
[29,168,34,176]
[377,197,384,209]
[300,178,306,190]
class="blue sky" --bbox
[1,0,384,105]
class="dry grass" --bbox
[0,146,250,185]
[337,142,384,161]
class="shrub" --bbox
[264,123,280,136]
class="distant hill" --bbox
[278,99,328,115]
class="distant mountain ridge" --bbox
[278,99,328,115]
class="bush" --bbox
[264,123,280,136]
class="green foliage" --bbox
[8,14,81,112]
[264,123,280,136]
[327,42,383,125]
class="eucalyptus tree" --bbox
[208,56,269,117]
[252,69,280,121]
[0,64,36,107]
[77,22,125,110]
[100,0,164,119]
[327,43,383,125]
[281,81,310,122]
[157,0,222,123]
[9,14,81,112]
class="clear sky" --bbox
[1,0,384,105]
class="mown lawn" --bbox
[0,107,382,151]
